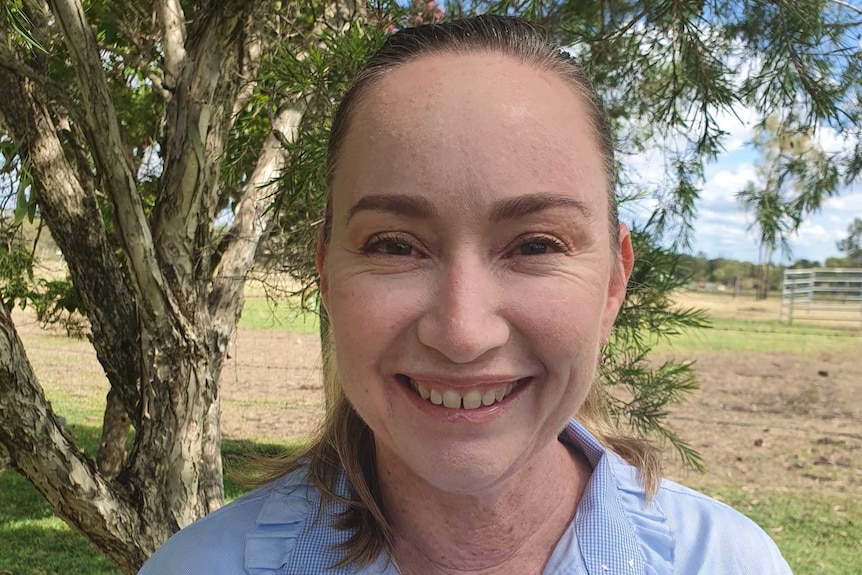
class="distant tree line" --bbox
[678,253,857,295]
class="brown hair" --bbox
[253,14,659,570]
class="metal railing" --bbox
[780,268,862,326]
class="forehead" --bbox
[332,52,608,215]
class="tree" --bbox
[1,1,861,572]
[738,115,842,299]
[837,217,862,266]
[0,0,326,571]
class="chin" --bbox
[387,432,536,495]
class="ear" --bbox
[600,223,634,345]
[316,227,330,312]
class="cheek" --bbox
[325,267,431,403]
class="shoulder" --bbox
[138,472,313,575]
[607,454,793,574]
[654,479,792,573]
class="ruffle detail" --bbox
[563,422,674,575]
[608,454,675,575]
[244,478,314,574]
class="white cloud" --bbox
[701,163,756,209]
[714,105,759,153]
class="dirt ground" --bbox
[217,327,862,497]
[656,350,862,495]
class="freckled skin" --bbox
[319,53,634,573]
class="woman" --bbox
[140,15,792,575]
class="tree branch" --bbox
[47,0,175,326]
[829,0,862,16]
[150,1,262,307]
[0,70,142,419]
[156,0,187,89]
[0,46,88,127]
[0,302,145,574]
[97,41,172,101]
[209,101,305,330]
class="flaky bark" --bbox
[47,0,176,326]
[151,0,261,308]
[210,103,306,336]
[97,389,130,478]
[156,0,187,90]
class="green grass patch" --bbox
[655,317,861,354]
[695,485,862,575]
[238,297,319,333]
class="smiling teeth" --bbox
[409,379,517,409]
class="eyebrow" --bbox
[345,192,593,224]
[346,194,438,224]
[489,193,593,222]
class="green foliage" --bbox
[2,1,46,53]
[602,228,710,469]
[836,217,862,266]
[738,116,841,264]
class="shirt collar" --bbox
[247,419,674,574]
[561,420,674,575]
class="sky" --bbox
[619,100,862,266]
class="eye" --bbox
[515,236,568,256]
[362,233,420,257]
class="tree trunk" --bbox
[0,440,9,473]
[127,325,224,549]
[756,245,772,300]
[97,388,130,478]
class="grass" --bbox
[237,297,319,333]
[655,317,861,354]
[0,425,121,575]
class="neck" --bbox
[378,440,592,575]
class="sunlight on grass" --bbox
[238,297,319,333]
[654,317,861,354]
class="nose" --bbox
[416,256,510,364]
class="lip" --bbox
[395,374,531,423]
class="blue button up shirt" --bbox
[140,419,793,574]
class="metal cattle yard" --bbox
[780,268,862,327]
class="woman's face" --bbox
[319,53,633,494]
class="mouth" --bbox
[395,374,528,410]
